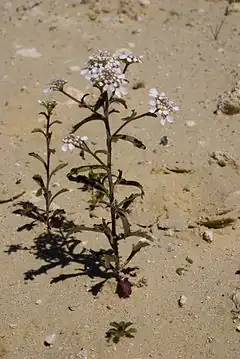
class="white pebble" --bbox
[202,230,213,243]
[44,333,56,346]
[236,325,240,332]
[35,299,42,305]
[179,295,187,307]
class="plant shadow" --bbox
[7,201,138,296]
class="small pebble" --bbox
[160,136,168,146]
[178,295,187,307]
[202,230,213,243]
[185,120,196,127]
[236,325,240,332]
[138,0,151,6]
[186,256,193,264]
[9,324,17,329]
[35,299,42,305]
[44,333,56,347]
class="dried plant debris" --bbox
[210,151,239,171]
[197,215,237,229]
[214,80,240,115]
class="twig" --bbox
[0,191,25,204]
[210,19,226,41]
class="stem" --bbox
[113,111,154,137]
[45,114,52,234]
[103,93,120,275]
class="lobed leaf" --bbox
[94,91,107,111]
[110,97,128,109]
[115,176,144,198]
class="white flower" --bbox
[148,88,179,125]
[61,135,88,152]
[81,50,128,97]
[42,79,67,94]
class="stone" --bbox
[44,333,56,346]
[202,230,213,243]
[178,295,187,307]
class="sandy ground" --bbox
[0,0,240,358]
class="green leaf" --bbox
[32,174,45,189]
[67,173,109,196]
[118,193,141,212]
[31,128,46,137]
[112,134,146,150]
[94,149,107,156]
[29,152,47,170]
[49,120,62,127]
[71,113,103,134]
[69,165,105,175]
[49,162,68,180]
[110,322,120,329]
[94,91,107,111]
[116,175,144,197]
[110,97,128,109]
[49,188,69,205]
[35,188,43,197]
[116,208,131,237]
[121,109,137,121]
[125,230,153,241]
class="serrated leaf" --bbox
[69,164,105,175]
[29,152,47,170]
[112,134,146,150]
[49,162,68,180]
[32,174,45,189]
[110,97,128,109]
[71,113,103,133]
[31,128,46,137]
[49,188,69,205]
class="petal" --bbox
[166,115,174,123]
[149,88,158,97]
[68,143,75,151]
[148,99,156,107]
[61,144,68,152]
[80,136,88,141]
[160,117,166,126]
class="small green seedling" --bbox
[105,321,137,344]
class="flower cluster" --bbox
[43,79,67,94]
[81,50,142,98]
[61,135,88,152]
[38,99,57,115]
[148,88,179,125]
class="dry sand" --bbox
[0,0,240,358]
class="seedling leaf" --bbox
[69,165,105,175]
[32,174,45,189]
